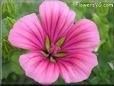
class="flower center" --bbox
[49,43,61,55]
[40,36,66,62]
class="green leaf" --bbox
[2,19,9,37]
[2,62,13,79]
[54,77,65,85]
[2,62,23,79]
[108,61,114,70]
[10,52,24,75]
[56,38,65,47]
[2,49,25,79]
[96,6,109,17]
[92,13,109,41]
[55,52,66,57]
[2,0,16,19]
[7,17,15,29]
[94,40,105,52]
[45,36,50,50]
[10,52,21,63]
[89,77,100,84]
[11,63,24,76]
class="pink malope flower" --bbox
[8,0,100,84]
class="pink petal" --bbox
[39,0,76,43]
[62,19,100,52]
[19,52,60,84]
[57,50,98,83]
[8,13,44,51]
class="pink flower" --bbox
[8,0,100,85]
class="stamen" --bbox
[55,52,66,57]
[40,50,48,57]
[40,50,56,62]
[45,36,50,51]
[50,57,56,62]
[56,37,65,47]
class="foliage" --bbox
[1,0,114,85]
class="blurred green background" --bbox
[1,0,114,85]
